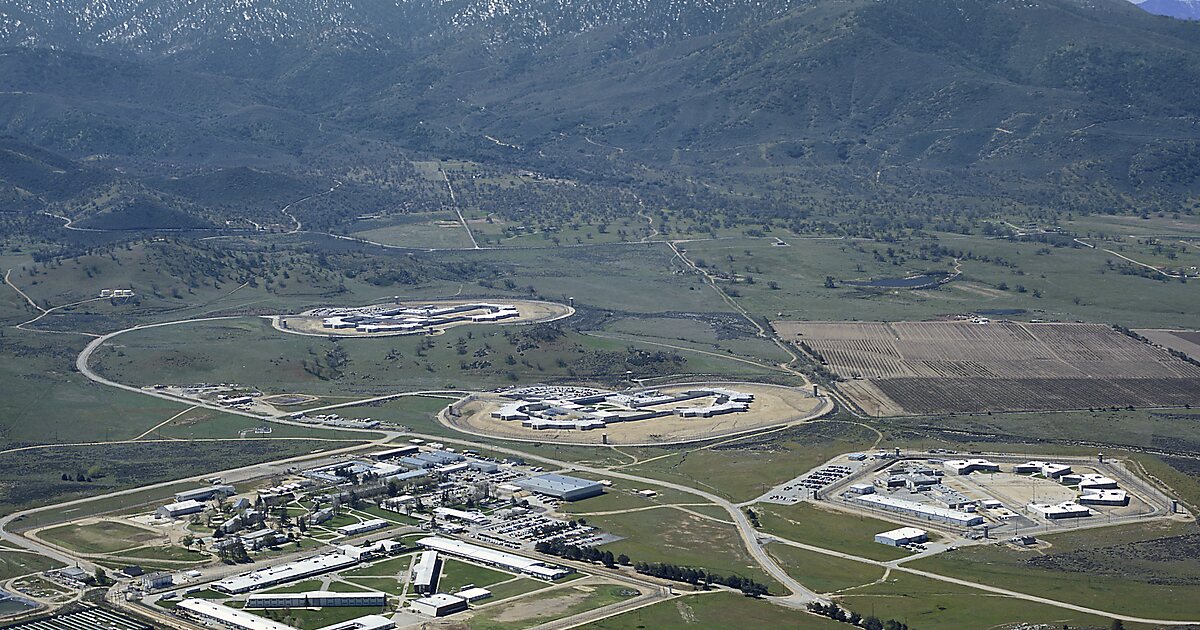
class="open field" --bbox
[755,503,914,562]
[684,233,1199,329]
[779,321,1200,415]
[464,581,638,630]
[587,510,782,593]
[447,382,824,446]
[905,520,1200,621]
[0,551,64,580]
[835,573,1116,630]
[766,543,885,593]
[38,520,161,554]
[585,591,848,629]
[1139,329,1200,362]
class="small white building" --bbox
[1078,489,1129,506]
[847,483,875,495]
[336,518,391,536]
[874,527,929,547]
[1029,501,1091,519]
[456,587,492,602]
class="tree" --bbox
[617,553,630,566]
[93,567,108,586]
[863,616,884,630]
[824,276,837,289]
[1111,621,1126,630]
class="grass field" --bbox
[755,503,914,562]
[466,582,638,630]
[483,577,549,601]
[438,558,515,592]
[341,577,403,595]
[585,591,847,629]
[836,573,1116,630]
[683,233,1198,328]
[343,554,416,577]
[38,520,161,554]
[112,545,209,563]
[765,544,885,593]
[587,509,782,594]
[0,550,65,580]
[906,521,1200,621]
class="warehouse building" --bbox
[852,493,984,526]
[874,527,929,547]
[212,553,358,594]
[418,537,570,580]
[245,591,386,609]
[410,593,468,617]
[412,550,440,594]
[514,474,604,501]
[156,499,206,519]
[174,485,236,503]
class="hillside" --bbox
[1,0,1199,236]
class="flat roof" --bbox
[854,493,982,523]
[413,593,466,606]
[178,598,293,630]
[456,587,492,599]
[515,473,601,494]
[877,527,927,539]
[213,552,357,593]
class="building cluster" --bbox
[99,288,136,298]
[845,456,1133,528]
[492,387,755,431]
[319,302,519,334]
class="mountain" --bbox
[3,0,1200,236]
[1136,0,1200,19]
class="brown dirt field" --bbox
[443,383,826,445]
[776,320,1200,416]
[836,380,907,416]
[1137,329,1200,362]
[276,299,572,338]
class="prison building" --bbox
[212,553,358,594]
[514,474,604,501]
[874,527,929,547]
[852,493,984,526]
[412,550,439,594]
[156,500,206,519]
[418,536,570,580]
[174,485,236,503]
[410,593,468,617]
[245,591,386,609]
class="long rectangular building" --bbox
[412,550,439,594]
[852,493,984,526]
[418,536,569,580]
[245,590,386,609]
[212,553,358,594]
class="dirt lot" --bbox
[276,299,573,338]
[777,320,1200,415]
[443,382,826,445]
[1138,329,1200,362]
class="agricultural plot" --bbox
[779,321,1200,415]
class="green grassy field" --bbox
[755,503,914,562]
[765,544,885,594]
[906,521,1200,621]
[466,583,638,630]
[112,545,209,563]
[343,554,416,577]
[836,573,1117,630]
[438,558,516,592]
[341,577,403,595]
[39,520,161,554]
[0,550,65,580]
[584,591,847,629]
[588,509,782,594]
[483,577,549,601]
[682,234,1197,328]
